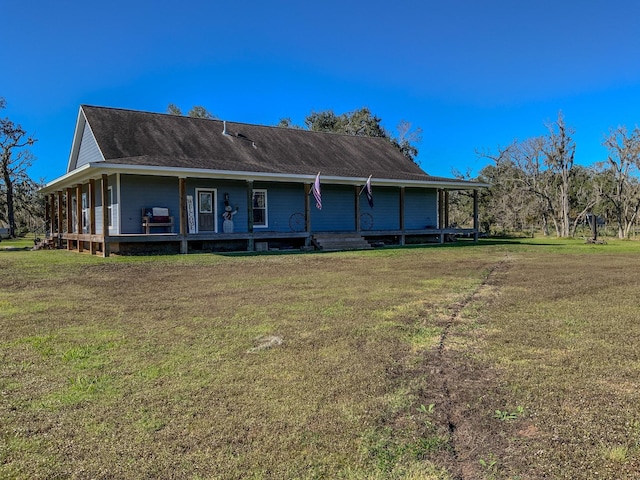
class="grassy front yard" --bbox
[1,239,639,479]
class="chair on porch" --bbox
[142,207,174,234]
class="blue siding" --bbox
[404,188,438,230]
[254,182,305,233]
[311,185,355,232]
[115,176,439,235]
[184,180,306,233]
[363,186,399,230]
[187,179,245,232]
[120,175,180,233]
[76,123,103,169]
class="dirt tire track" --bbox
[434,255,511,480]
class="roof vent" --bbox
[222,121,229,136]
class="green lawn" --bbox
[1,239,639,479]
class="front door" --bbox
[197,189,216,232]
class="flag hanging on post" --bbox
[312,172,322,210]
[360,175,374,208]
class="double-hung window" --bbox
[81,193,88,233]
[252,189,267,228]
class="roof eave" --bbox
[39,162,489,193]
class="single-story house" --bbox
[40,105,488,256]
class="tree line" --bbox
[0,98,43,238]
[3,101,639,240]
[448,112,640,239]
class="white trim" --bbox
[40,162,489,194]
[252,189,268,228]
[71,194,78,233]
[81,192,88,233]
[115,173,121,235]
[65,107,106,173]
[107,186,114,232]
[195,188,218,233]
[66,110,86,173]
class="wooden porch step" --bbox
[312,233,373,251]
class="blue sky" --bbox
[3,0,640,182]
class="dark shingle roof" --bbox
[81,105,441,182]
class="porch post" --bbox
[355,185,361,231]
[444,190,450,229]
[179,177,188,254]
[56,191,63,247]
[75,184,83,252]
[438,189,445,244]
[44,195,50,239]
[399,187,405,246]
[246,181,254,233]
[304,183,311,246]
[101,174,110,257]
[49,194,56,238]
[89,179,97,254]
[246,181,254,251]
[66,187,73,250]
[473,189,479,242]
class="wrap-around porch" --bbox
[44,174,481,257]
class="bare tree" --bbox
[542,112,576,237]
[0,99,37,238]
[476,113,583,237]
[599,126,640,238]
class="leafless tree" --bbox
[599,126,640,238]
[1,99,37,237]
[541,112,576,237]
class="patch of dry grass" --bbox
[472,243,640,479]
[2,239,640,479]
[0,247,497,479]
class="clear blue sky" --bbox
[4,0,640,182]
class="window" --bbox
[252,189,267,228]
[107,187,113,228]
[71,196,78,233]
[81,193,88,233]
[199,191,213,213]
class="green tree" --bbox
[304,107,421,163]
[276,117,303,129]
[187,106,216,119]
[0,98,37,238]
[166,104,217,119]
[166,103,183,115]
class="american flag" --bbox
[363,175,373,208]
[312,172,322,210]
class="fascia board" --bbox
[40,162,490,193]
[95,164,490,189]
[40,163,93,193]
[65,109,86,173]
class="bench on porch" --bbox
[142,207,174,234]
